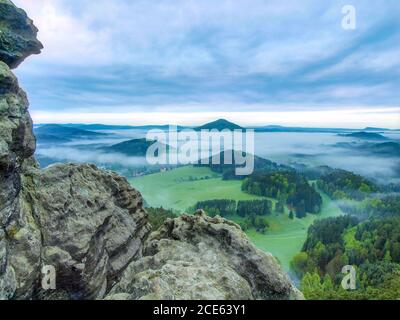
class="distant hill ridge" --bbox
[100,138,154,156]
[338,131,389,141]
[100,138,171,156]
[363,127,389,131]
[334,141,400,157]
[36,122,399,133]
[196,150,292,179]
[63,124,187,131]
[34,124,107,143]
[35,124,106,136]
[194,119,244,131]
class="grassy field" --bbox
[130,166,262,212]
[130,166,344,271]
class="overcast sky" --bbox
[13,0,400,127]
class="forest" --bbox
[290,167,400,299]
[195,151,290,180]
[242,171,322,217]
[338,194,400,219]
[317,169,378,200]
[193,199,273,217]
[291,213,400,299]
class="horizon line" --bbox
[30,109,400,130]
[33,121,399,131]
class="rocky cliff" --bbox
[107,212,301,300]
[0,0,302,300]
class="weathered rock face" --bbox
[107,211,302,300]
[33,163,151,299]
[0,0,42,299]
[0,0,43,68]
[0,1,152,300]
[0,0,41,233]
[0,0,303,301]
[0,59,36,216]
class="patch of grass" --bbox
[343,226,363,251]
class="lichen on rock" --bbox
[0,0,42,298]
[0,0,43,69]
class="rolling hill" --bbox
[194,119,243,131]
[99,138,171,156]
[335,141,400,158]
[338,131,388,141]
[62,124,187,131]
[35,124,107,142]
[35,124,107,138]
[195,150,292,179]
[100,138,154,156]
[254,125,355,133]
[363,127,390,131]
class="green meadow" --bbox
[130,166,344,271]
[130,166,262,212]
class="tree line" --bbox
[193,199,273,217]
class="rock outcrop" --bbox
[0,0,151,300]
[107,211,302,300]
[33,163,151,299]
[0,0,43,68]
[0,0,43,299]
[0,0,303,300]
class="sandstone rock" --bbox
[1,1,151,300]
[108,211,303,300]
[33,163,151,299]
[0,0,43,68]
[0,167,42,299]
[0,61,35,216]
[0,228,16,299]
[104,293,132,300]
[0,0,39,233]
[0,0,41,299]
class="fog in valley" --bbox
[35,128,400,183]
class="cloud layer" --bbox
[13,0,400,126]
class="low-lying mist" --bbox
[254,132,400,183]
[35,130,400,183]
[36,146,148,167]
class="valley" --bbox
[2,0,400,301]
[131,165,344,271]
[31,121,400,298]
